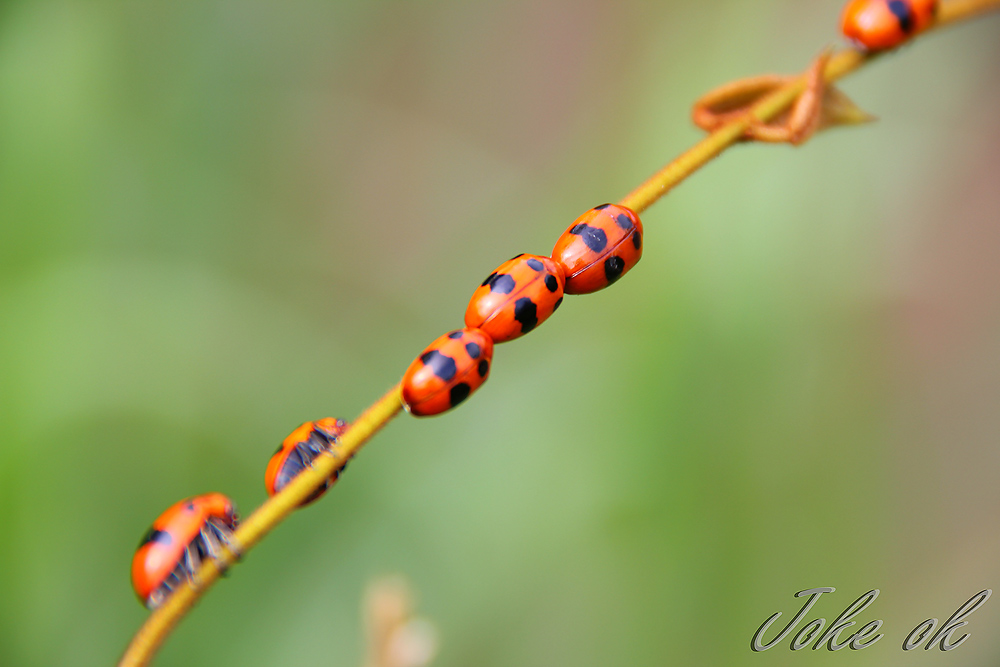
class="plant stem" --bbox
[118,1,1000,664]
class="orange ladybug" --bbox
[402,328,494,416]
[465,254,565,343]
[841,0,937,51]
[551,204,643,294]
[131,493,238,608]
[264,418,350,505]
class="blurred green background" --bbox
[2,1,1000,665]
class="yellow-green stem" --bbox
[118,1,1000,664]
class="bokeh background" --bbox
[2,1,999,665]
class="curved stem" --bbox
[118,1,1000,664]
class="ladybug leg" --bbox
[182,542,203,585]
[199,526,222,560]
[148,588,166,609]
[747,48,832,145]
[201,518,241,567]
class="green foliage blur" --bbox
[1,1,999,665]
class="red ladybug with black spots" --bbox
[402,328,494,416]
[841,0,937,51]
[131,493,238,609]
[465,254,565,343]
[551,204,643,294]
[265,417,350,505]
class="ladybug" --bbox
[551,204,643,294]
[264,418,350,505]
[465,254,565,343]
[131,493,238,609]
[840,0,937,51]
[402,328,494,416]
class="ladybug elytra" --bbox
[841,0,937,51]
[131,493,238,609]
[551,204,643,294]
[264,418,350,505]
[402,328,494,416]
[465,254,565,343]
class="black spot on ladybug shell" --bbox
[508,253,525,262]
[604,256,625,283]
[632,230,641,250]
[420,349,457,382]
[526,257,544,271]
[489,274,515,294]
[614,213,634,231]
[478,359,489,377]
[570,223,607,253]
[140,528,172,548]
[553,296,563,312]
[544,274,558,292]
[513,297,538,333]
[465,341,481,359]
[481,272,497,287]
[447,330,464,339]
[450,383,471,406]
[887,0,915,31]
[594,203,611,210]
